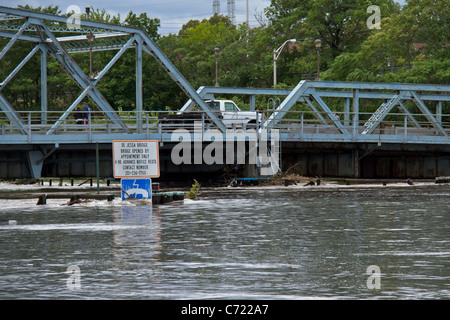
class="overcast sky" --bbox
[2,0,272,34]
[2,0,407,35]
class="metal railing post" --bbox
[28,112,31,143]
[88,112,92,143]
[201,111,205,140]
[301,112,304,140]
[146,112,149,139]
[404,115,408,142]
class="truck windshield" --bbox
[206,101,220,111]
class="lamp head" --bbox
[86,31,95,43]
[314,39,322,49]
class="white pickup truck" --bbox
[205,100,263,127]
[159,99,263,128]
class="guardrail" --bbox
[0,110,448,144]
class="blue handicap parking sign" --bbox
[121,178,152,200]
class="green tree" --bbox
[304,0,400,58]
[220,24,277,88]
[82,7,121,24]
[124,11,160,41]
[264,0,401,82]
[171,15,238,90]
[265,0,311,38]
[323,0,450,84]
[2,1,447,116]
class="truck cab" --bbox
[205,100,262,127]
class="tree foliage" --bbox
[0,1,448,113]
[323,0,450,84]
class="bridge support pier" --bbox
[242,163,259,178]
[26,150,44,179]
[352,149,359,178]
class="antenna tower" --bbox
[227,0,236,24]
[213,0,220,15]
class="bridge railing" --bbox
[0,109,448,140]
[275,110,449,137]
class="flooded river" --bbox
[0,182,449,299]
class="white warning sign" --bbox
[113,140,159,178]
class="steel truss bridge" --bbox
[0,7,449,179]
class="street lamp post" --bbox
[214,47,220,87]
[85,7,94,81]
[273,39,296,87]
[86,31,95,81]
[314,39,322,80]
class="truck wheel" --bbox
[247,120,257,129]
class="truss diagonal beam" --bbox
[140,37,226,132]
[302,97,327,124]
[178,87,210,114]
[47,85,92,134]
[45,35,134,129]
[410,91,447,136]
[264,80,310,129]
[0,19,29,60]
[0,92,27,134]
[398,101,421,128]
[32,21,129,134]
[0,6,227,132]
[93,35,136,84]
[0,45,40,89]
[310,92,349,135]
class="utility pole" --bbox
[246,0,249,26]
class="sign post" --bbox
[112,140,160,201]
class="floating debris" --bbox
[152,192,185,205]
[435,176,450,184]
[62,198,93,206]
